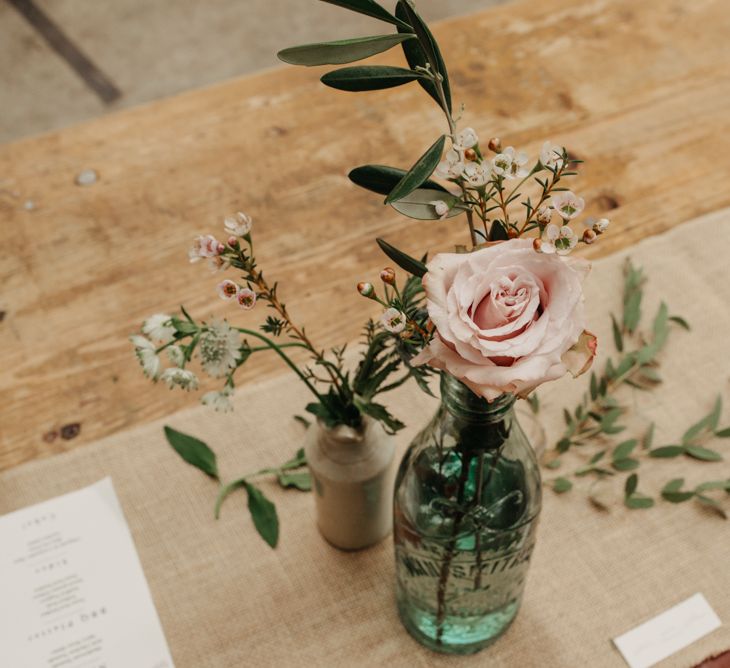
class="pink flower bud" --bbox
[227,236,239,248]
[216,242,226,255]
[357,282,374,297]
[488,137,502,153]
[379,268,396,285]
[582,229,597,244]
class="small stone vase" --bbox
[305,417,396,550]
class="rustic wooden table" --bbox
[1,0,728,471]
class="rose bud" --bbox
[488,137,502,153]
[380,267,396,285]
[464,148,477,162]
[582,229,597,244]
[227,236,239,248]
[357,282,374,297]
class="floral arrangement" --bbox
[130,212,420,434]
[279,0,606,401]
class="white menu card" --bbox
[0,478,175,668]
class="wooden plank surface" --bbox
[1,0,729,471]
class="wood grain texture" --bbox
[1,0,729,471]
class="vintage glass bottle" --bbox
[393,373,542,654]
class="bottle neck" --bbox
[440,373,515,425]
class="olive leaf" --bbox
[611,313,624,352]
[625,473,638,497]
[553,477,572,493]
[394,0,452,112]
[321,65,425,91]
[661,478,695,503]
[320,0,411,30]
[685,445,723,462]
[385,135,446,204]
[164,426,218,479]
[649,445,685,458]
[625,493,654,509]
[349,164,448,195]
[376,237,427,277]
[277,33,415,66]
[391,188,463,220]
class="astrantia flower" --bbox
[160,368,199,391]
[551,191,584,220]
[224,212,252,237]
[188,235,221,263]
[202,387,234,413]
[130,335,161,380]
[217,279,239,301]
[237,288,256,310]
[434,149,465,180]
[381,307,407,334]
[142,313,175,344]
[492,147,529,179]
[166,345,185,367]
[429,200,450,219]
[199,320,241,378]
[453,127,479,151]
[462,161,491,188]
[540,141,565,170]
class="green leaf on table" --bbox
[613,439,638,461]
[376,238,427,277]
[639,367,662,384]
[625,493,654,509]
[245,483,280,547]
[695,494,728,519]
[277,470,313,491]
[623,289,642,334]
[662,479,696,504]
[385,135,446,204]
[552,477,572,493]
[349,164,448,195]
[277,33,415,66]
[642,422,655,450]
[625,473,638,497]
[391,188,463,220]
[280,447,307,470]
[685,445,723,462]
[395,1,452,112]
[164,426,218,478]
[649,445,685,458]
[611,314,624,352]
[214,478,247,519]
[612,457,640,471]
[320,0,411,30]
[321,65,425,91]
[669,315,691,330]
[590,449,606,464]
[695,480,730,493]
[590,372,598,401]
[715,427,730,438]
[545,458,561,470]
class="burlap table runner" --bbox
[2,210,729,668]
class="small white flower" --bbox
[188,235,221,263]
[551,191,585,220]
[217,279,239,301]
[492,147,530,179]
[462,161,491,187]
[160,368,199,391]
[540,141,565,170]
[429,200,450,219]
[202,387,234,413]
[434,149,465,180]
[237,288,257,310]
[381,307,407,334]
[142,313,175,344]
[224,212,252,237]
[208,255,230,273]
[453,127,479,150]
[199,320,241,378]
[166,345,185,367]
[536,205,553,224]
[585,217,610,233]
[130,335,162,380]
[543,224,578,255]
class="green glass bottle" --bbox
[394,373,541,654]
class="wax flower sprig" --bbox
[130,212,416,434]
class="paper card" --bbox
[0,477,175,668]
[613,593,721,668]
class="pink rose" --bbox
[412,239,596,401]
